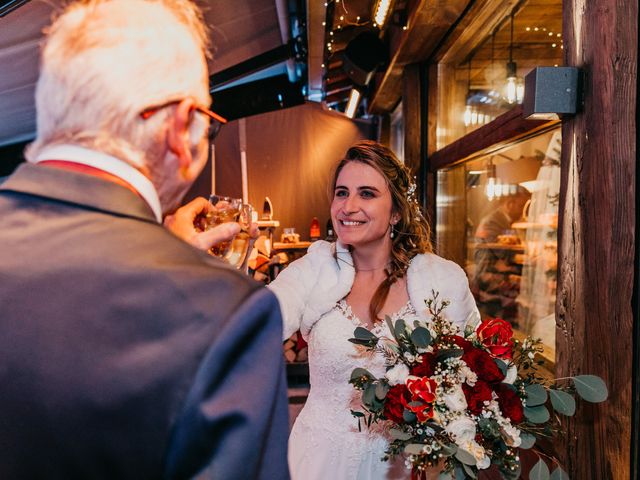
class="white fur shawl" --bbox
[268,240,480,340]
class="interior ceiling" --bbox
[0,0,286,147]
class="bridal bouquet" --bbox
[348,293,607,479]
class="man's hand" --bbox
[164,197,259,253]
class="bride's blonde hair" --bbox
[331,140,432,322]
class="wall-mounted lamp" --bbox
[373,0,394,27]
[345,88,361,118]
[523,66,580,119]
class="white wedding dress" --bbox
[288,300,418,480]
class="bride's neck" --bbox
[351,245,391,273]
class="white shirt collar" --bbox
[31,144,163,223]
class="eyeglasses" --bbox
[139,98,227,143]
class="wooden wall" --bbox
[186,102,371,241]
[556,0,637,478]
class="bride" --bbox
[268,141,479,479]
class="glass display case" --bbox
[435,128,561,363]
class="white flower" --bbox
[442,386,467,412]
[459,440,491,470]
[444,416,476,445]
[385,363,410,386]
[403,352,416,363]
[503,364,518,384]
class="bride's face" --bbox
[331,161,397,250]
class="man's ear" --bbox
[166,98,196,175]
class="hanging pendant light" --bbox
[463,58,473,127]
[505,13,518,104]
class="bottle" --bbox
[325,219,336,242]
[309,216,320,241]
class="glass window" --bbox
[435,128,561,365]
[433,0,563,149]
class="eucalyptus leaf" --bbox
[550,466,570,480]
[435,348,464,363]
[440,443,457,456]
[524,405,550,424]
[375,381,390,400]
[353,326,377,340]
[573,375,608,403]
[529,459,550,480]
[519,432,537,449]
[389,428,412,441]
[462,463,477,479]
[348,338,376,346]
[495,358,508,376]
[350,410,365,418]
[363,384,376,405]
[394,319,407,340]
[549,389,576,416]
[350,367,374,382]
[454,466,466,480]
[454,448,477,466]
[410,326,432,348]
[525,383,548,407]
[404,443,424,455]
[385,316,395,337]
[403,409,417,423]
[438,473,453,480]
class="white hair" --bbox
[26,0,211,171]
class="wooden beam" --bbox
[369,0,471,114]
[556,0,637,478]
[427,104,555,171]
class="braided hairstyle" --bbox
[331,140,433,322]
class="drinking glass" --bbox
[204,195,253,269]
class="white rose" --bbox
[442,386,468,412]
[503,364,518,384]
[385,363,410,386]
[444,416,476,445]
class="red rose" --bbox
[410,352,436,377]
[462,347,505,383]
[405,377,438,422]
[463,380,493,415]
[384,384,411,424]
[493,383,524,423]
[441,335,473,352]
[476,318,515,359]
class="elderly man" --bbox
[0,1,289,479]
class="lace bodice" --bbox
[288,300,419,480]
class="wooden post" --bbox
[557,0,637,478]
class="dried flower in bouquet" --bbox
[348,292,608,479]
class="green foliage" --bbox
[524,405,550,424]
[349,327,379,347]
[519,432,536,449]
[454,448,476,466]
[550,466,570,480]
[410,326,432,348]
[549,388,576,416]
[525,383,548,407]
[572,375,608,403]
[529,459,550,480]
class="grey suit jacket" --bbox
[0,163,290,480]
